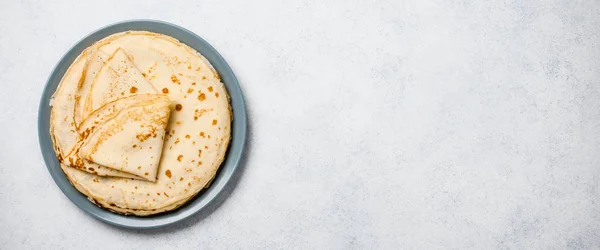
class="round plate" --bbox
[38,20,246,229]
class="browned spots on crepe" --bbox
[180,177,184,181]
[185,134,191,139]
[177,155,183,162]
[215,92,219,98]
[198,93,206,101]
[212,119,218,125]
[130,86,138,93]
[136,133,151,142]
[194,108,208,120]
[137,166,141,170]
[145,172,149,176]
[162,88,169,94]
[198,149,202,157]
[196,67,201,71]
[202,76,207,80]
[187,88,194,93]
[72,157,85,169]
[171,75,180,84]
[142,72,147,77]
[174,138,180,144]
[197,161,203,166]
[175,104,182,111]
[165,170,172,178]
[200,132,205,138]
[164,192,169,197]
[208,86,213,92]
[133,144,137,148]
[191,82,196,86]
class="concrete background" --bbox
[1,0,600,249]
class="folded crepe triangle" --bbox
[78,94,171,181]
[62,47,171,181]
[82,47,157,120]
[74,49,110,127]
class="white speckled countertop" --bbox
[1,0,600,249]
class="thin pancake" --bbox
[51,48,140,179]
[66,48,163,178]
[51,31,231,215]
[64,95,166,179]
[74,49,109,127]
[79,94,171,181]
[82,48,157,120]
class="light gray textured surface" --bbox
[1,0,599,249]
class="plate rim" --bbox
[37,19,247,229]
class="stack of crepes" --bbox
[50,31,231,215]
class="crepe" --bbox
[62,95,171,180]
[78,94,171,181]
[62,48,167,179]
[50,31,231,215]
[74,49,109,127]
[82,48,157,120]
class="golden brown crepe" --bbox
[79,94,171,181]
[63,94,172,180]
[82,48,157,120]
[63,49,169,180]
[49,31,231,215]
[74,49,109,127]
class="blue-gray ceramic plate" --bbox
[38,20,246,229]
